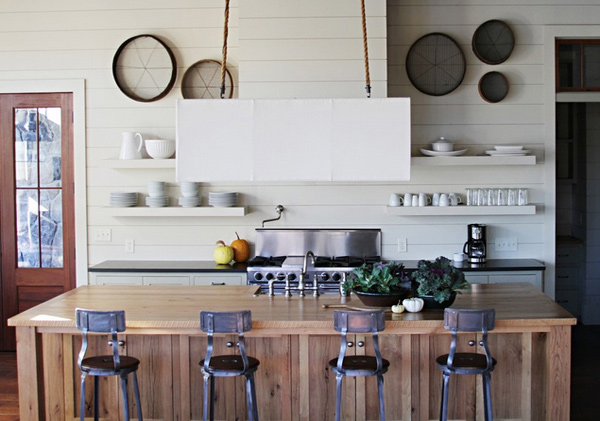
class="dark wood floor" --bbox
[0,324,598,420]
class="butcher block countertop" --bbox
[9,282,574,333]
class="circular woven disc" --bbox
[406,33,466,96]
[112,34,177,102]
[472,20,515,65]
[181,59,234,99]
[478,71,509,103]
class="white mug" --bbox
[439,193,449,207]
[418,193,431,207]
[388,193,401,207]
[411,195,419,207]
[453,252,466,262]
[448,193,462,206]
[432,193,440,206]
[403,193,413,207]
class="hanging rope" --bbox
[220,0,230,99]
[360,0,371,98]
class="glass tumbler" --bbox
[518,188,529,206]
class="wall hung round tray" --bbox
[181,59,234,99]
[472,19,515,65]
[406,33,466,96]
[112,34,177,102]
[479,71,509,103]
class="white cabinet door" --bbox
[464,271,543,291]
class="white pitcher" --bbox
[119,132,143,159]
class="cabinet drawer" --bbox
[143,276,191,285]
[95,275,143,285]
[488,273,542,290]
[465,274,488,284]
[556,245,580,265]
[556,266,580,289]
[193,274,244,286]
[555,289,579,315]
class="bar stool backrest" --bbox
[443,308,496,371]
[75,309,127,372]
[333,309,385,333]
[333,310,386,375]
[200,310,252,376]
[200,310,252,334]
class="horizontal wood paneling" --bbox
[0,0,567,292]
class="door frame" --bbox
[0,80,88,286]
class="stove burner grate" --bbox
[246,256,286,267]
[313,256,381,268]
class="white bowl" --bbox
[145,139,175,159]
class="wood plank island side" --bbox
[9,283,575,421]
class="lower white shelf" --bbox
[105,206,247,217]
[386,205,536,216]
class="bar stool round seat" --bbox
[328,355,390,376]
[199,310,260,421]
[200,355,260,375]
[80,355,140,375]
[436,308,496,421]
[329,310,389,421]
[75,308,143,421]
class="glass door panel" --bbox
[14,107,63,269]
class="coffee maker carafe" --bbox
[463,224,487,263]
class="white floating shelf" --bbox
[105,159,176,169]
[411,155,536,166]
[105,206,247,217]
[386,205,536,216]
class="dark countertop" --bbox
[89,260,248,273]
[401,258,545,272]
[89,258,544,273]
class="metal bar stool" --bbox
[436,308,496,421]
[199,310,260,421]
[328,310,389,421]
[75,309,143,421]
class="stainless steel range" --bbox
[247,229,382,296]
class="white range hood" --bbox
[176,97,410,182]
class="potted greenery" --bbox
[342,261,412,307]
[410,256,469,309]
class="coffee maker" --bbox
[463,224,487,263]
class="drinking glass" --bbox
[518,188,529,206]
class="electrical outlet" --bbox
[94,228,111,242]
[397,238,407,253]
[494,237,518,252]
[125,239,135,253]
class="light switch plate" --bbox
[494,237,517,252]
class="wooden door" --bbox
[0,92,76,350]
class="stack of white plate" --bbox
[208,192,238,207]
[179,196,202,207]
[110,192,138,207]
[485,146,530,156]
[145,196,169,207]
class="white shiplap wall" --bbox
[9,0,600,299]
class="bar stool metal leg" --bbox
[440,372,450,421]
[94,375,99,420]
[133,372,143,421]
[483,372,493,421]
[202,373,210,421]
[335,372,343,421]
[80,373,87,421]
[377,374,385,421]
[249,373,259,421]
[120,375,130,420]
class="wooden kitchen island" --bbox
[9,283,575,421]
